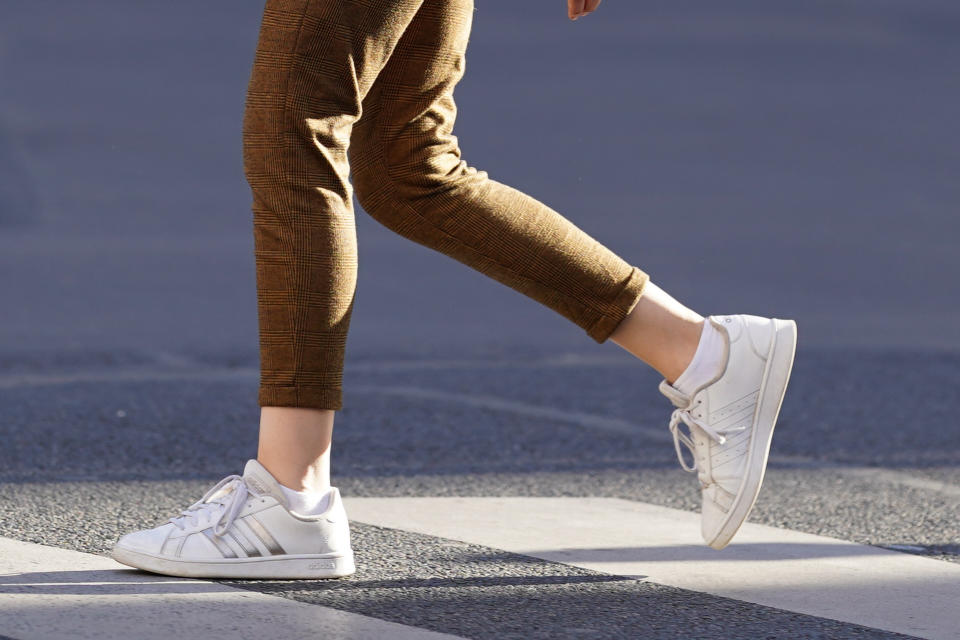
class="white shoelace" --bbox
[168,474,249,537]
[669,405,746,473]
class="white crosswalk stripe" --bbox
[346,497,960,640]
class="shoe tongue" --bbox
[242,459,290,508]
[658,379,691,408]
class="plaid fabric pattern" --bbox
[243,0,649,410]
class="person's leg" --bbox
[348,0,797,553]
[111,0,434,580]
[244,0,429,494]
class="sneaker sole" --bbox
[706,317,798,550]
[111,546,356,579]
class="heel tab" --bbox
[318,486,348,523]
[659,379,690,408]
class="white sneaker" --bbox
[111,460,355,579]
[659,314,797,550]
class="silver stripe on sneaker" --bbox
[244,515,286,555]
[160,534,178,557]
[227,528,261,558]
[202,530,238,559]
[233,518,270,557]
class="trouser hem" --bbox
[586,266,650,344]
[259,384,343,411]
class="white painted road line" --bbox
[350,383,671,441]
[347,497,960,640]
[0,537,461,640]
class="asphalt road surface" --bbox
[1,1,958,639]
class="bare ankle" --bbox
[257,407,334,492]
[609,281,704,381]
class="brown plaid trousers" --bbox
[243,0,650,410]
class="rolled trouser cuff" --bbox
[259,384,343,411]
[585,266,649,344]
